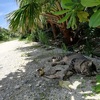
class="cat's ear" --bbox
[88,61,92,66]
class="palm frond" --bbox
[6,1,41,32]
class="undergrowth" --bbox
[92,75,100,93]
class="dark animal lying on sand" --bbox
[51,53,97,79]
[37,53,97,80]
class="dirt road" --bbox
[0,40,100,100]
[0,40,30,81]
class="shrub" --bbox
[38,30,49,45]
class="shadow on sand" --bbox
[0,43,98,100]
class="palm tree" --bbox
[42,0,74,44]
[7,0,55,32]
[7,0,42,33]
[7,0,75,45]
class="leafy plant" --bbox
[89,10,100,27]
[61,43,68,54]
[53,0,100,29]
[81,0,100,7]
[83,39,93,56]
[38,30,49,45]
[7,0,55,32]
[0,27,14,41]
[19,33,28,40]
[81,0,100,27]
[53,0,86,30]
[7,1,41,32]
[92,75,100,93]
[26,32,38,42]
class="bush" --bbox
[0,28,11,41]
[38,30,49,45]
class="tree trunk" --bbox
[51,24,59,40]
[60,28,73,45]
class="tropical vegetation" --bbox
[6,0,100,56]
[0,27,16,41]
[7,0,100,44]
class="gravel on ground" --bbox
[0,40,100,100]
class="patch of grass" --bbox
[92,75,100,93]
[61,43,68,54]
[38,30,50,46]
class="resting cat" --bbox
[51,53,86,66]
[50,53,97,79]
[63,58,97,80]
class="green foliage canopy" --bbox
[53,0,100,29]
[81,0,100,7]
[7,1,41,32]
[81,0,100,27]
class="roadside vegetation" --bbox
[0,27,18,42]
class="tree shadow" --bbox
[0,43,99,100]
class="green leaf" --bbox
[93,5,100,12]
[89,10,100,27]
[93,84,100,93]
[67,13,77,29]
[96,75,100,83]
[76,4,84,10]
[61,0,73,9]
[81,0,100,7]
[58,12,72,23]
[65,3,74,6]
[71,15,77,29]
[72,0,80,2]
[53,10,69,15]
[77,11,89,22]
[67,13,73,29]
[92,75,100,93]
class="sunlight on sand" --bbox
[0,40,28,81]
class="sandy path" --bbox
[0,40,30,80]
[0,40,100,100]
